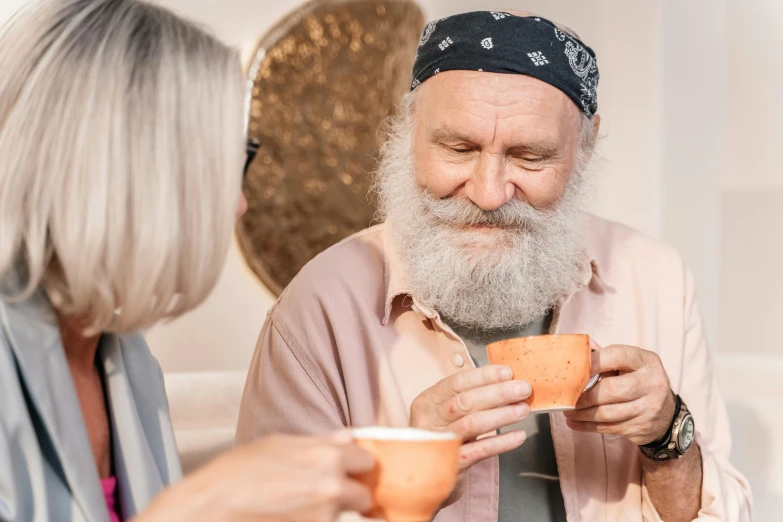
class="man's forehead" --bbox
[415,71,581,139]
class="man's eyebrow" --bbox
[429,128,562,156]
[429,128,479,144]
[507,141,560,157]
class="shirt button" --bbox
[452,354,465,367]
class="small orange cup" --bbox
[487,334,599,413]
[352,427,460,522]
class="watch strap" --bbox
[639,392,683,460]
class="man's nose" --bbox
[463,152,514,211]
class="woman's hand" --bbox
[136,432,374,522]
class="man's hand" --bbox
[566,343,704,521]
[410,365,530,470]
[563,343,676,445]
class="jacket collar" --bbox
[0,287,108,522]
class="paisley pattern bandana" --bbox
[411,12,600,117]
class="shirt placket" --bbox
[548,265,595,522]
[410,299,475,370]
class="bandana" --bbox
[411,12,600,117]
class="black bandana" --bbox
[411,12,600,117]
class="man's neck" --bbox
[443,310,554,342]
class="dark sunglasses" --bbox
[244,138,260,179]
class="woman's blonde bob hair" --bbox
[0,0,245,334]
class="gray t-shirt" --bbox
[445,314,567,522]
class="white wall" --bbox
[660,0,725,348]
[720,0,783,357]
[719,5,783,514]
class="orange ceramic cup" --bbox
[352,427,461,522]
[486,334,599,413]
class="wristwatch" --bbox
[639,393,695,461]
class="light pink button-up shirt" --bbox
[236,216,751,522]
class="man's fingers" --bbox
[440,380,531,423]
[338,478,374,513]
[440,365,515,401]
[591,345,648,374]
[458,431,527,470]
[411,366,518,430]
[450,402,530,440]
[564,419,624,436]
[575,373,641,409]
[563,399,643,423]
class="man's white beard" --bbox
[376,110,593,331]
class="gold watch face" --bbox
[678,415,695,451]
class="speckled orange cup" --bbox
[352,427,461,522]
[486,334,598,413]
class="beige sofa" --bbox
[164,371,247,474]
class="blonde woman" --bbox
[0,1,373,521]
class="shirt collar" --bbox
[381,219,614,326]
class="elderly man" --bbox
[236,11,751,522]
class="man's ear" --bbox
[591,114,602,140]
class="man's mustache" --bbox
[421,193,545,229]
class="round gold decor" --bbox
[238,0,424,296]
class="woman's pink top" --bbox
[101,477,122,522]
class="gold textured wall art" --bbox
[238,0,424,295]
